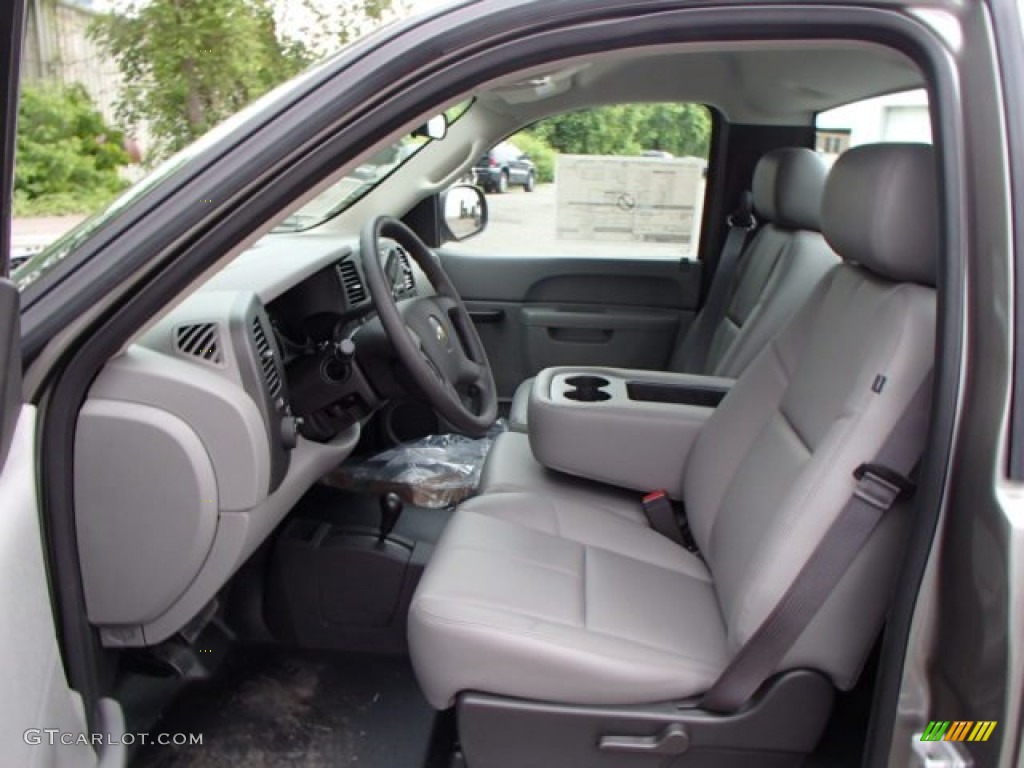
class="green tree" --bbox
[14,84,130,215]
[527,103,711,159]
[91,0,400,161]
[508,132,556,183]
[529,106,642,156]
[633,104,711,158]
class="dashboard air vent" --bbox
[337,260,367,304]
[396,247,416,291]
[251,317,283,398]
[175,323,223,365]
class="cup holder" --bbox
[563,375,611,402]
[565,389,612,402]
[565,376,610,389]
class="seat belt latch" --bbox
[852,463,916,511]
[642,491,695,550]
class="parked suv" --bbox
[473,141,536,193]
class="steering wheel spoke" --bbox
[456,356,486,387]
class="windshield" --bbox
[272,100,471,232]
[272,134,428,233]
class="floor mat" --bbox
[133,648,440,768]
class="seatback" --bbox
[671,148,839,377]
[683,143,938,689]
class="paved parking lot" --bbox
[11,215,85,263]
[448,184,700,260]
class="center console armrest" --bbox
[527,367,734,498]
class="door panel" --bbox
[0,283,106,768]
[0,407,100,768]
[439,251,701,398]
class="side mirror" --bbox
[413,114,448,141]
[441,184,488,242]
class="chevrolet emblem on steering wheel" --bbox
[429,316,450,348]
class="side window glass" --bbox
[816,89,931,162]
[449,103,712,259]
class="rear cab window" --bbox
[815,89,932,159]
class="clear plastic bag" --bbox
[323,420,507,508]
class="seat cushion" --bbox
[478,431,648,526]
[408,503,727,709]
[463,492,701,577]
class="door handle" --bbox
[468,310,505,323]
[598,724,689,756]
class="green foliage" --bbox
[90,0,401,162]
[632,104,712,158]
[509,132,556,183]
[90,0,309,161]
[14,83,130,215]
[528,104,711,159]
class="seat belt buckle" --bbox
[853,463,916,511]
[642,491,697,552]
[642,489,670,505]
[642,491,674,523]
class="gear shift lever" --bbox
[379,492,403,542]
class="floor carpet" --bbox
[133,648,442,768]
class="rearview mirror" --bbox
[413,114,448,141]
[441,185,488,242]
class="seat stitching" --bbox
[571,539,712,582]
[582,547,588,629]
[777,404,813,452]
[544,495,564,537]
[415,602,727,671]
[707,339,791,555]
[443,544,582,579]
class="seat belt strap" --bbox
[686,193,756,371]
[700,377,932,713]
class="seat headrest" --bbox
[822,143,938,287]
[752,148,828,231]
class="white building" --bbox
[815,89,931,160]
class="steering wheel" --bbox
[360,216,498,437]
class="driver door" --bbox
[0,4,104,766]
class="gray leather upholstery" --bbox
[509,147,838,430]
[409,143,937,710]
[480,429,647,524]
[409,499,728,708]
[751,146,828,230]
[822,143,937,286]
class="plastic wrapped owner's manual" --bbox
[322,420,507,508]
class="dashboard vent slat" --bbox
[175,323,223,365]
[251,317,283,398]
[336,260,367,304]
[396,248,416,291]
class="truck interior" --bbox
[38,20,963,768]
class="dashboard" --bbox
[72,232,428,650]
[269,240,417,347]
